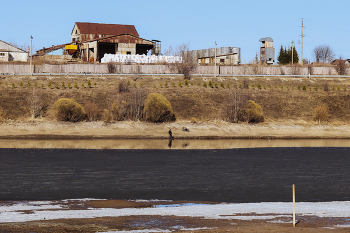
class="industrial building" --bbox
[185,47,241,65]
[35,22,160,62]
[259,37,275,64]
[0,40,28,62]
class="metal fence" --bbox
[1,72,350,79]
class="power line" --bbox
[304,28,316,46]
[304,18,350,33]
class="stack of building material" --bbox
[101,54,182,64]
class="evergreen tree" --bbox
[255,53,259,64]
[277,45,285,64]
[284,47,288,63]
[278,45,299,64]
[287,46,299,64]
[292,46,299,64]
[277,46,289,64]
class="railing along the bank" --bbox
[1,73,350,79]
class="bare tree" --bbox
[30,88,49,118]
[174,43,196,79]
[163,45,174,56]
[221,89,251,123]
[313,45,335,63]
[334,56,347,75]
[8,38,31,53]
[116,89,147,121]
[308,64,314,75]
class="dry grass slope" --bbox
[1,75,350,124]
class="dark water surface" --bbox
[1,148,349,203]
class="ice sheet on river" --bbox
[1,200,350,223]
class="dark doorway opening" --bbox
[136,44,153,55]
[98,43,116,62]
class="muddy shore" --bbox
[1,119,350,140]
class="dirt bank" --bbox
[1,119,350,140]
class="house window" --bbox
[0,53,5,57]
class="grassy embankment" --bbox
[0,75,350,124]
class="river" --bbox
[1,146,349,203]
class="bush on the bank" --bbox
[246,100,264,123]
[102,109,113,123]
[84,102,100,121]
[313,105,329,123]
[144,93,175,122]
[53,98,85,122]
[118,80,129,93]
[111,100,120,120]
[0,106,6,122]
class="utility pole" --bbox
[30,36,33,74]
[291,41,294,66]
[214,41,217,78]
[298,40,300,61]
[300,18,304,65]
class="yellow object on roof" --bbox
[65,45,78,50]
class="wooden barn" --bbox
[71,22,160,62]
[34,22,161,63]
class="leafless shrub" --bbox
[242,79,249,89]
[173,43,197,79]
[176,62,196,80]
[30,88,50,118]
[308,64,314,75]
[107,62,116,73]
[111,100,120,121]
[167,64,178,73]
[334,57,347,75]
[221,89,251,122]
[117,89,147,121]
[313,105,329,123]
[84,102,101,121]
[102,109,113,123]
[0,106,7,123]
[291,64,301,75]
[118,80,129,93]
[323,82,329,91]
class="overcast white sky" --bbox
[2,0,350,62]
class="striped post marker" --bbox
[293,184,296,227]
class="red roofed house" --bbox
[71,22,160,62]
